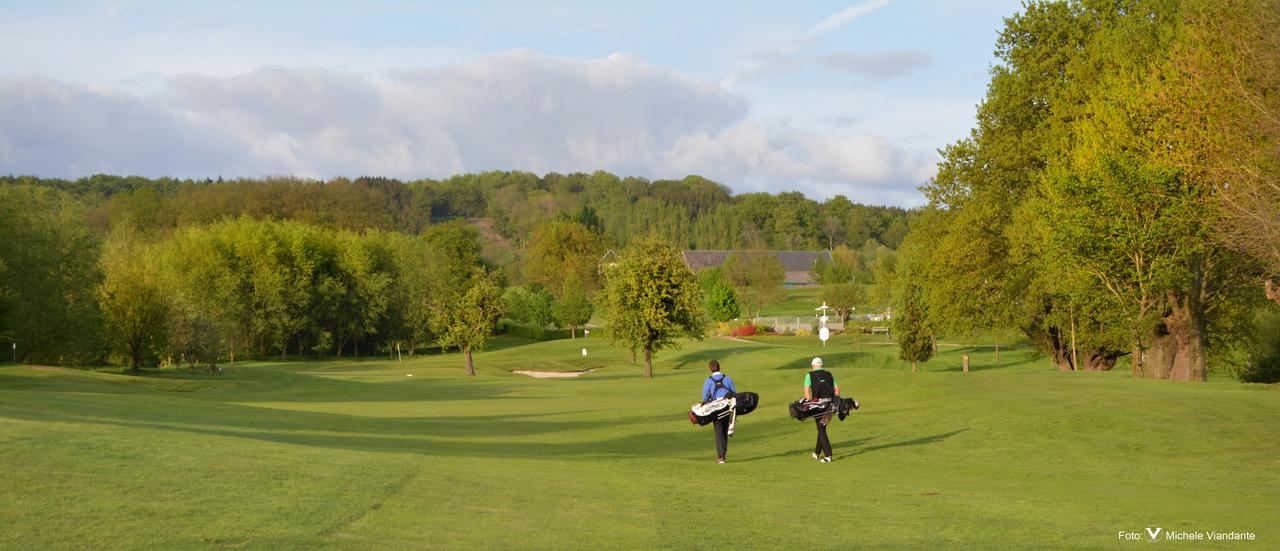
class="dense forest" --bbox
[0,171,910,252]
[892,0,1280,383]
[0,171,908,367]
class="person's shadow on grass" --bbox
[840,429,968,458]
[736,429,968,463]
[736,435,880,462]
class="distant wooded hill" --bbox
[0,172,912,254]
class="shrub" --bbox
[498,319,572,341]
[702,276,741,323]
[504,286,554,327]
[1241,356,1280,384]
[1239,307,1280,383]
[730,324,758,338]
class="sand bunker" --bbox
[512,368,597,378]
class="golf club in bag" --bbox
[788,395,859,422]
[688,391,759,435]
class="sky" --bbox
[0,0,1023,206]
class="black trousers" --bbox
[815,418,832,458]
[713,418,730,459]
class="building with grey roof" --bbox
[681,250,833,287]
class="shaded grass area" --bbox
[1,335,1277,549]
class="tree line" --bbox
[0,172,910,254]
[2,170,895,369]
[42,210,506,370]
[888,0,1280,383]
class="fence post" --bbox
[963,353,970,373]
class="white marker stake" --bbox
[582,348,588,356]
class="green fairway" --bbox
[756,285,826,318]
[2,335,1276,549]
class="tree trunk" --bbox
[1147,288,1208,382]
[464,347,475,376]
[129,339,142,372]
[1083,351,1122,371]
[1024,299,1077,372]
[1070,313,1079,372]
[571,325,577,339]
[1146,262,1209,382]
[1043,326,1074,371]
[643,345,653,379]
[1131,344,1141,377]
[911,360,917,373]
[994,335,1000,364]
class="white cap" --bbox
[811,357,823,366]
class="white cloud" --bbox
[0,74,250,176]
[730,48,932,85]
[819,49,932,79]
[770,0,896,56]
[662,122,936,205]
[0,51,935,204]
[725,0,914,87]
[807,0,895,38]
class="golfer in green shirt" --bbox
[804,357,839,462]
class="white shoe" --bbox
[811,452,819,460]
[820,456,832,463]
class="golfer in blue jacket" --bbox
[702,360,737,464]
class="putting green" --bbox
[1,334,1276,548]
